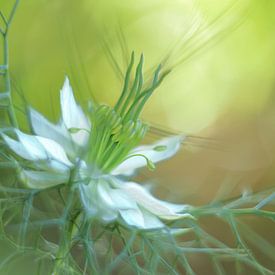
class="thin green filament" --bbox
[86,53,168,173]
[123,153,156,171]
[119,53,144,117]
[114,51,135,112]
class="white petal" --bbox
[121,181,187,220]
[119,208,145,228]
[44,159,71,173]
[79,183,98,216]
[79,182,118,222]
[15,130,47,160]
[159,201,190,213]
[60,77,90,146]
[141,208,165,229]
[71,130,90,148]
[80,178,140,225]
[2,134,33,160]
[112,136,184,176]
[35,136,73,167]
[101,211,118,223]
[97,180,136,210]
[29,108,74,154]
[96,182,116,208]
[20,169,70,189]
[108,189,137,209]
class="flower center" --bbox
[84,53,168,173]
[85,105,147,173]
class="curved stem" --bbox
[0,1,20,128]
[3,32,18,128]
[52,187,77,274]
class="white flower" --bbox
[2,77,192,230]
[111,135,182,177]
[29,77,90,157]
[2,129,73,188]
[80,177,191,229]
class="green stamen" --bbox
[123,153,156,171]
[85,53,169,173]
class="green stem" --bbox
[189,207,275,219]
[0,1,20,128]
[3,33,18,128]
[52,188,77,274]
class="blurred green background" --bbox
[1,0,275,132]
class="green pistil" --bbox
[119,54,144,117]
[86,53,169,173]
[114,52,135,113]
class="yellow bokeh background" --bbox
[1,0,274,133]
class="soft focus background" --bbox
[1,0,275,274]
[2,0,274,200]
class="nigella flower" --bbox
[2,54,192,230]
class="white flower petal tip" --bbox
[80,178,185,230]
[119,208,146,229]
[2,129,73,171]
[3,130,53,161]
[119,206,166,230]
[15,129,48,160]
[60,77,91,146]
[35,136,73,167]
[29,108,72,149]
[29,108,55,135]
[1,133,33,160]
[118,181,189,219]
[111,135,184,176]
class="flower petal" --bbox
[97,181,136,210]
[79,183,98,216]
[60,77,90,146]
[35,136,73,167]
[101,210,118,223]
[20,169,70,189]
[2,134,33,160]
[79,181,118,222]
[120,181,188,220]
[29,108,74,154]
[141,208,165,229]
[119,208,145,228]
[38,159,71,173]
[159,201,190,213]
[112,136,184,176]
[15,130,47,160]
